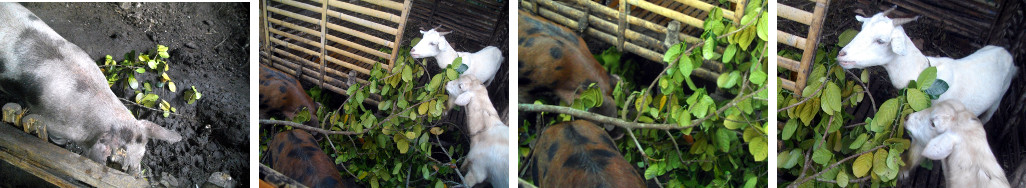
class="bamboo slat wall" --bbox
[520,0,745,82]
[259,0,412,102]
[777,0,830,93]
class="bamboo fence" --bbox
[520,0,748,82]
[777,0,830,93]
[259,0,413,103]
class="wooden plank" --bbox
[361,0,403,12]
[778,56,800,72]
[324,5,398,34]
[388,0,413,71]
[781,77,797,92]
[0,124,148,187]
[626,0,704,29]
[778,3,812,25]
[777,30,807,50]
[669,0,738,21]
[325,0,402,23]
[796,0,831,93]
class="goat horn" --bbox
[892,16,920,26]
[881,5,898,16]
[432,25,442,31]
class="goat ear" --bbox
[141,120,182,143]
[855,15,867,22]
[922,132,958,160]
[438,31,452,36]
[890,29,908,55]
[454,92,474,106]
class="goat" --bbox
[518,10,621,137]
[0,3,181,176]
[836,6,1018,123]
[531,120,645,187]
[267,129,346,188]
[259,64,320,127]
[445,75,509,188]
[904,100,1009,187]
[410,26,504,86]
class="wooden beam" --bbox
[0,124,148,187]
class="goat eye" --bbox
[875,39,886,44]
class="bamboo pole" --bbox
[389,0,413,71]
[626,0,704,29]
[777,30,807,50]
[361,0,403,11]
[778,3,813,25]
[324,22,394,48]
[795,0,831,93]
[323,6,398,34]
[778,56,800,72]
[669,0,738,21]
[320,0,328,87]
[326,0,402,23]
[323,34,390,61]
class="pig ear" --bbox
[922,132,958,160]
[140,120,182,143]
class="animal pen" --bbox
[0,123,147,187]
[778,0,1026,186]
[258,0,509,185]
[519,0,754,83]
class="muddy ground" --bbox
[0,2,249,187]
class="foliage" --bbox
[260,38,472,188]
[99,45,201,117]
[520,0,769,187]
[777,29,947,187]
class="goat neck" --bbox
[880,28,930,89]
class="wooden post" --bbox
[0,124,148,187]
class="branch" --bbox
[118,98,185,117]
[518,104,683,129]
[259,119,367,135]
[789,145,886,187]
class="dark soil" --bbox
[779,0,1026,186]
[0,2,250,187]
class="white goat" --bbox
[445,75,508,188]
[836,6,1018,123]
[904,100,1009,187]
[411,27,504,86]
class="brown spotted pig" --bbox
[518,10,620,133]
[259,64,319,127]
[531,120,645,187]
[267,129,346,188]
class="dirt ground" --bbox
[0,2,250,187]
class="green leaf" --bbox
[861,70,870,83]
[723,44,737,63]
[724,114,745,129]
[849,133,868,149]
[782,120,797,140]
[872,98,899,132]
[703,36,716,60]
[853,153,873,178]
[168,81,177,92]
[644,162,660,179]
[924,79,949,99]
[394,134,409,154]
[757,11,768,41]
[135,68,145,73]
[749,67,767,85]
[838,29,859,47]
[678,54,693,78]
[784,149,801,168]
[873,149,889,177]
[749,137,767,161]
[811,148,833,165]
[157,45,170,59]
[677,109,691,127]
[664,43,684,63]
[401,65,413,82]
[837,171,850,187]
[917,67,938,90]
[821,82,842,115]
[691,95,714,118]
[714,128,732,152]
[907,88,930,111]
[128,74,139,89]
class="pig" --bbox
[0,2,181,175]
[531,120,645,187]
[267,129,346,188]
[518,10,621,137]
[259,63,320,127]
